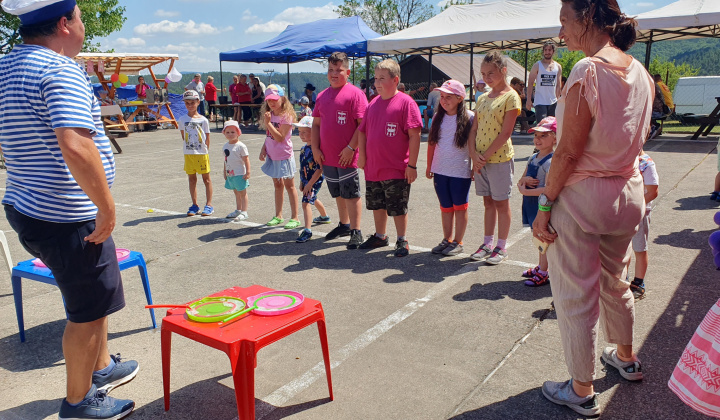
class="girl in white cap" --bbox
[221,120,250,220]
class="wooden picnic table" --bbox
[124,102,179,130]
[209,103,262,130]
[692,96,720,140]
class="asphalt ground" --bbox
[0,126,718,420]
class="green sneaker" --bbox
[267,216,284,226]
[283,219,302,229]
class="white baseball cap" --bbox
[183,90,199,101]
[222,120,241,133]
[292,116,313,128]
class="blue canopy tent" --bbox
[219,16,382,96]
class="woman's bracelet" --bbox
[407,164,417,170]
[346,145,355,152]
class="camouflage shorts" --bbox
[365,179,411,216]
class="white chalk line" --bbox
[248,227,534,419]
[115,201,536,419]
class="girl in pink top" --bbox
[259,84,300,229]
[533,0,653,415]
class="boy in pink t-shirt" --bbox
[311,52,368,250]
[358,59,423,257]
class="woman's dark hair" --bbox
[561,0,637,52]
[19,9,76,40]
[428,100,472,149]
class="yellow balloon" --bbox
[118,74,129,83]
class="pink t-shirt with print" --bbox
[264,114,293,161]
[314,83,368,168]
[359,92,423,182]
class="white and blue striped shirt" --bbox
[0,44,115,223]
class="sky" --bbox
[99,0,679,76]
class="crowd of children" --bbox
[174,50,658,292]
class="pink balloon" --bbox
[121,82,127,87]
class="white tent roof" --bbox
[368,0,562,55]
[635,0,720,43]
[368,0,720,56]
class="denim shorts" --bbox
[5,205,125,323]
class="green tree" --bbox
[350,57,382,85]
[509,48,585,79]
[555,50,585,78]
[648,57,700,92]
[0,0,126,55]
[335,0,435,36]
[441,0,476,9]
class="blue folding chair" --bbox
[11,250,157,342]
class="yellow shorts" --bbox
[184,154,210,175]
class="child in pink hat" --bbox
[426,80,475,256]
[518,116,556,286]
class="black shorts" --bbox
[323,165,361,199]
[240,104,252,121]
[5,205,125,323]
[365,179,411,216]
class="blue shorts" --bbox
[225,175,248,191]
[301,181,322,204]
[5,205,125,323]
[522,196,539,227]
[433,173,472,212]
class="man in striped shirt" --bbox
[0,0,136,418]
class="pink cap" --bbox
[528,116,557,133]
[435,80,466,98]
[264,84,284,101]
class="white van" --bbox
[673,76,720,115]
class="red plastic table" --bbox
[161,285,333,419]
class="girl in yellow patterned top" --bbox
[468,51,521,265]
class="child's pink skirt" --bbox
[669,299,720,418]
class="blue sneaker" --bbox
[313,215,332,224]
[93,354,139,393]
[296,229,313,243]
[187,204,200,216]
[201,205,214,216]
[58,384,134,420]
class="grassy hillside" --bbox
[143,72,330,100]
[627,38,720,76]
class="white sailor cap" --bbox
[2,0,77,26]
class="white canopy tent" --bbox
[367,0,563,98]
[367,0,562,55]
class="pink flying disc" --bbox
[116,248,131,261]
[247,290,304,316]
[31,248,130,267]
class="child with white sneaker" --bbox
[221,120,250,220]
[294,116,331,242]
[626,149,659,300]
[517,117,556,286]
[468,51,521,265]
[426,80,475,257]
[259,84,301,229]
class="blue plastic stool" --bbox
[11,250,157,342]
